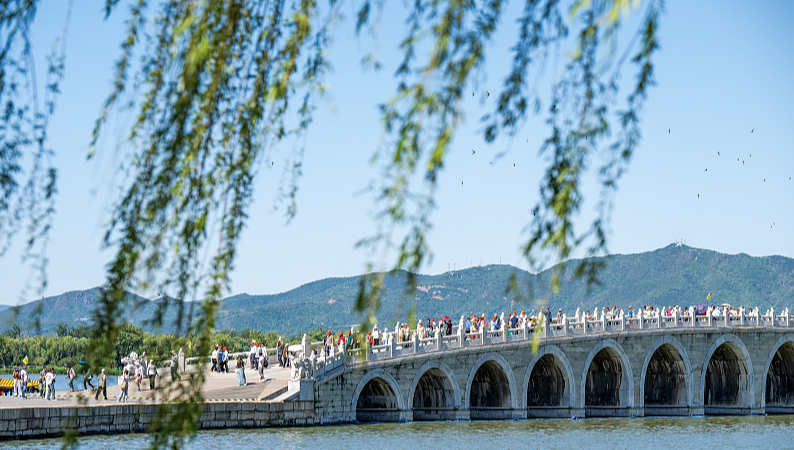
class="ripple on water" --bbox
[4,415,794,450]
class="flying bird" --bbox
[704,168,707,172]
[764,179,766,182]
[743,160,745,164]
[752,128,754,133]
[717,151,720,156]
[490,162,492,165]
[271,161,274,166]
[750,154,752,157]
[472,92,474,97]
[697,194,700,198]
[486,91,490,98]
[513,163,515,167]
[668,129,670,134]
[461,181,463,186]
[472,149,475,155]
[552,104,556,111]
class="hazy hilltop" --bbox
[1,245,793,337]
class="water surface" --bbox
[3,415,794,449]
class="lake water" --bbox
[2,415,793,449]
[0,374,118,394]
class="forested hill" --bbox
[2,245,793,337]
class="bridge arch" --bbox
[580,339,634,409]
[465,353,517,419]
[701,334,755,411]
[352,369,405,422]
[523,346,575,409]
[762,334,794,410]
[640,336,693,410]
[408,360,460,421]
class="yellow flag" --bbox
[22,355,28,365]
[187,340,192,349]
[706,293,711,301]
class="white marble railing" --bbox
[304,311,794,374]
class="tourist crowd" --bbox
[311,303,792,357]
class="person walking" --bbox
[39,366,47,398]
[45,368,56,401]
[12,367,20,397]
[134,362,144,391]
[95,369,107,400]
[170,350,181,381]
[277,339,285,367]
[211,346,219,372]
[67,364,76,392]
[258,350,266,382]
[147,360,157,390]
[84,371,95,390]
[20,366,28,399]
[117,369,129,403]
[235,356,246,386]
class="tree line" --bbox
[0,323,324,373]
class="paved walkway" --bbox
[0,365,291,408]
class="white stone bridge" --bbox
[294,311,794,423]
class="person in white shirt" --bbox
[20,366,28,399]
[249,342,258,370]
[45,368,55,401]
[211,346,219,372]
[258,351,266,382]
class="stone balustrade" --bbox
[306,311,794,376]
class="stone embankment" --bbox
[0,400,315,440]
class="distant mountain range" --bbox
[1,244,793,337]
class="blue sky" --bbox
[1,0,793,305]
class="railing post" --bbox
[638,315,643,330]
[673,310,678,328]
[601,316,606,333]
[563,318,568,336]
[756,307,760,327]
[390,338,395,358]
[479,328,485,345]
[708,312,712,327]
[412,333,419,354]
[620,315,625,331]
[437,330,443,350]
[543,319,548,338]
[521,322,527,341]
[740,309,744,326]
[583,318,588,334]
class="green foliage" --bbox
[1,0,668,448]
